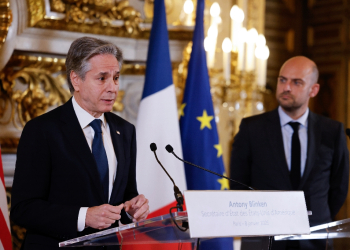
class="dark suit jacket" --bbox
[230,108,349,226]
[11,98,138,249]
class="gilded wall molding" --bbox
[28,0,143,37]
[26,0,192,40]
[1,55,70,130]
[0,0,12,50]
[121,63,145,75]
[0,138,19,152]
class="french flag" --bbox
[135,0,187,221]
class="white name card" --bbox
[184,190,310,238]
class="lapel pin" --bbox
[116,130,120,135]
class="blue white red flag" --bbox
[135,0,187,220]
[179,0,233,249]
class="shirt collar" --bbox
[72,96,106,129]
[278,106,309,128]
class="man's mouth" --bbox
[279,93,292,99]
[101,98,115,103]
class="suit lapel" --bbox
[105,113,125,205]
[299,112,320,188]
[59,99,105,203]
[266,110,293,189]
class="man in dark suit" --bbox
[230,56,349,249]
[11,37,150,249]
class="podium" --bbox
[275,217,350,241]
[59,211,201,248]
[59,190,310,249]
[236,218,350,250]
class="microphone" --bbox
[165,144,255,190]
[150,143,184,210]
[346,128,350,139]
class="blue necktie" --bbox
[90,119,109,202]
[288,122,301,190]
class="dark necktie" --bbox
[90,119,109,202]
[288,122,301,190]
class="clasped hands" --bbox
[85,194,149,230]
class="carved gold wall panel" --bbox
[26,0,192,40]
[144,0,191,25]
[1,55,70,129]
[28,0,143,37]
[0,0,12,50]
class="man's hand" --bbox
[124,194,150,222]
[86,204,124,230]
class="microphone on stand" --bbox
[165,144,255,191]
[150,143,184,210]
[346,128,350,139]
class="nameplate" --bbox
[184,190,310,238]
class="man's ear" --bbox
[70,71,81,92]
[309,83,320,98]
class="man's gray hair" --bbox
[65,36,123,94]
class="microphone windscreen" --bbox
[150,143,157,151]
[165,145,173,153]
[346,128,350,136]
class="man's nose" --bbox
[106,79,118,92]
[283,81,291,91]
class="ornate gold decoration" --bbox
[144,0,174,17]
[0,0,12,50]
[144,0,154,21]
[113,90,124,112]
[28,0,143,37]
[120,64,145,75]
[144,0,178,24]
[28,0,45,26]
[11,222,26,250]
[1,55,70,129]
[0,138,19,153]
[27,0,192,40]
[50,0,65,13]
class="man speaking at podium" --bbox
[11,37,150,249]
[230,56,349,249]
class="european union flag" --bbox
[136,0,187,217]
[179,0,233,249]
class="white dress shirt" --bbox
[72,97,118,231]
[278,106,308,177]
